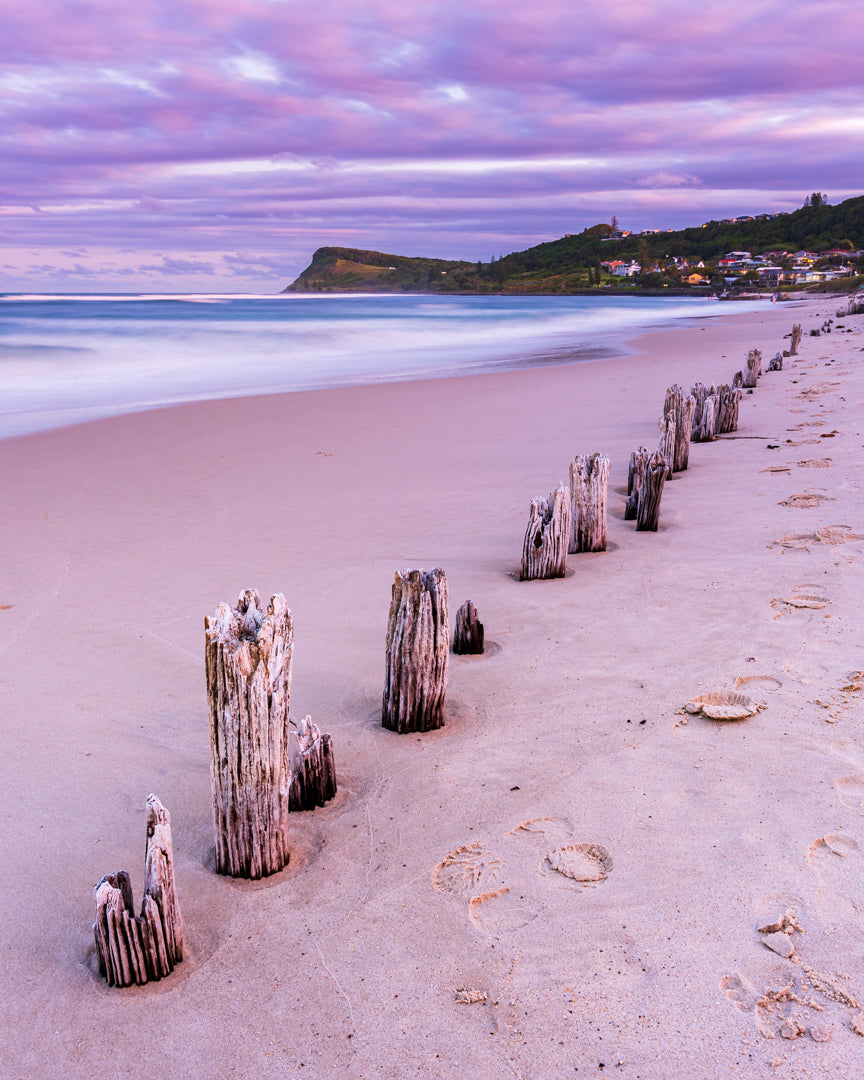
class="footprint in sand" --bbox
[432,842,503,896]
[720,972,758,1012]
[836,776,864,811]
[432,817,613,933]
[782,637,843,684]
[720,908,860,1044]
[807,834,859,861]
[542,843,613,884]
[734,674,783,695]
[771,583,830,613]
[773,526,861,549]
[779,492,835,509]
[468,887,543,932]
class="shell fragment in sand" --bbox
[684,690,766,721]
[454,988,488,1004]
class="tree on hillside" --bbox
[804,192,829,208]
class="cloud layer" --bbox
[2,0,863,289]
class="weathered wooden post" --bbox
[93,794,184,988]
[716,384,742,434]
[636,449,668,532]
[743,348,761,389]
[569,453,610,552]
[664,386,696,471]
[453,599,484,655]
[732,370,744,389]
[289,716,337,811]
[382,568,449,733]
[691,382,711,440]
[205,589,293,879]
[790,323,802,355]
[519,483,571,581]
[692,385,718,442]
[768,352,783,371]
[625,447,649,521]
[658,410,676,478]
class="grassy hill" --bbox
[284,194,864,294]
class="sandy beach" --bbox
[2,294,864,1078]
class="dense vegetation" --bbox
[284,194,864,294]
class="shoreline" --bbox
[3,292,864,1077]
[0,291,772,444]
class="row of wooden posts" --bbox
[93,322,803,986]
[516,322,802,583]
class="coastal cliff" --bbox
[284,194,864,295]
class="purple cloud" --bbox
[1,1,863,289]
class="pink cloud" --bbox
[1,0,863,289]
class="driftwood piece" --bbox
[205,589,293,879]
[569,453,610,552]
[453,599,484,654]
[664,386,696,471]
[768,353,783,371]
[716,384,741,434]
[790,323,802,355]
[289,716,337,810]
[519,483,571,581]
[743,348,762,389]
[636,450,668,532]
[382,568,449,733]
[625,447,649,520]
[658,410,676,479]
[93,795,184,988]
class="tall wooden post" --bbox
[692,382,718,442]
[205,589,293,879]
[665,386,696,471]
[569,453,610,553]
[93,795,184,987]
[625,447,649,521]
[520,483,571,581]
[716,385,742,433]
[289,716,337,811]
[743,348,761,389]
[453,600,484,655]
[636,450,668,532]
[382,568,449,733]
[691,383,712,440]
[790,323,802,355]
[658,410,676,478]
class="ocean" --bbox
[0,292,759,440]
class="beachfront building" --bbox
[601,259,641,277]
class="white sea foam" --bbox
[0,292,762,439]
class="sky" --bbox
[2,0,863,293]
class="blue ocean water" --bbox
[0,292,750,440]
